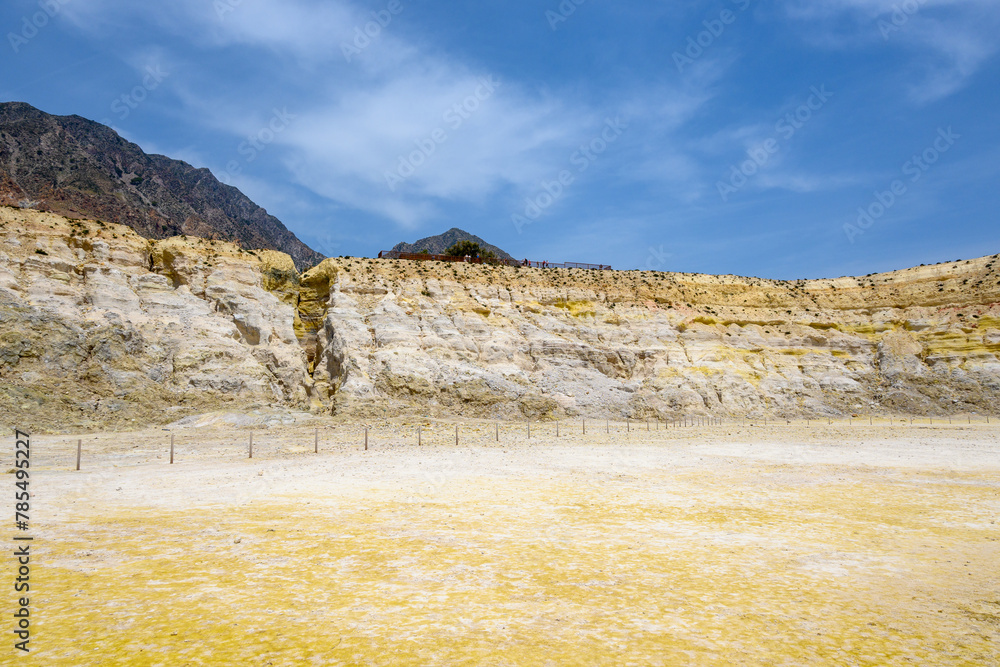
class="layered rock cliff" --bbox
[1,206,998,431]
[317,251,1000,420]
[0,207,310,431]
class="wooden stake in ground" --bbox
[626,418,630,433]
[556,422,559,437]
[76,439,81,471]
[364,426,368,451]
[527,422,530,439]
[495,422,498,442]
[249,432,253,459]
[455,423,459,446]
[583,418,586,435]
[170,434,174,464]
[419,426,422,447]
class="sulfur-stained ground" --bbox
[9,420,1000,665]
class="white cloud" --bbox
[781,0,1000,103]
[278,70,596,227]
[55,0,714,228]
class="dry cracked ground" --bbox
[6,417,1000,665]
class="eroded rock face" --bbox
[2,205,998,430]
[314,255,1000,419]
[0,207,310,431]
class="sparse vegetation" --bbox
[445,240,482,258]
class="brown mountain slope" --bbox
[0,102,324,270]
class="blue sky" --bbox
[3,0,999,279]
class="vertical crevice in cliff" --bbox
[292,259,338,374]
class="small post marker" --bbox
[365,426,368,451]
[606,419,609,434]
[76,439,81,471]
[315,428,319,454]
[249,432,253,459]
[556,422,559,438]
[455,423,459,446]
[646,419,649,432]
[419,426,422,447]
[626,418,630,432]
[170,433,175,464]
[528,422,531,439]
[495,422,499,442]
[583,418,586,435]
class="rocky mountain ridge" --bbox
[0,102,323,270]
[391,227,514,260]
[1,206,997,432]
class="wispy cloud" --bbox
[55,0,713,229]
[781,0,1000,103]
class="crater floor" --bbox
[17,419,1000,665]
